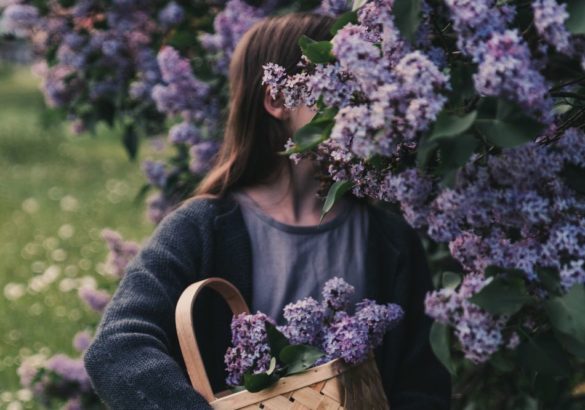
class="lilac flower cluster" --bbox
[4,0,173,130]
[532,0,572,55]
[152,46,212,123]
[425,128,585,289]
[224,312,275,386]
[473,29,553,119]
[444,0,554,118]
[78,286,111,313]
[199,0,265,76]
[225,277,404,385]
[100,228,141,278]
[145,192,175,225]
[322,276,355,311]
[279,297,326,345]
[425,273,520,363]
[18,353,93,406]
[262,0,449,208]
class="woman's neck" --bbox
[238,158,347,226]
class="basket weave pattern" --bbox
[175,278,390,410]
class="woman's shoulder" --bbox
[156,193,239,231]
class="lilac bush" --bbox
[262,0,585,407]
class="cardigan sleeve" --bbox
[389,224,452,410]
[83,205,213,410]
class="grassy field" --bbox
[0,63,165,408]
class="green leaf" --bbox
[133,183,151,205]
[475,97,545,148]
[429,111,478,141]
[290,123,330,153]
[298,35,334,64]
[266,357,277,376]
[561,163,585,195]
[279,345,324,375]
[122,125,139,160]
[243,372,278,393]
[435,133,479,171]
[393,0,422,43]
[352,0,368,11]
[484,265,527,278]
[518,332,571,377]
[429,322,456,375]
[566,0,585,35]
[330,10,358,35]
[469,276,532,315]
[320,180,353,223]
[489,350,515,372]
[441,272,462,290]
[447,63,476,105]
[535,267,562,296]
[265,322,289,358]
[545,285,585,344]
[554,331,585,359]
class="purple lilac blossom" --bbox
[142,160,168,188]
[158,1,184,28]
[318,0,351,17]
[189,140,221,175]
[199,0,265,75]
[426,128,585,289]
[280,297,326,345]
[355,299,404,346]
[532,0,572,55]
[46,354,93,392]
[64,397,83,410]
[101,228,140,278]
[225,312,275,386]
[2,4,39,34]
[321,311,370,365]
[443,0,516,60]
[322,277,355,311]
[473,29,553,118]
[145,192,173,225]
[168,121,201,145]
[73,330,93,353]
[78,286,111,313]
[425,273,518,363]
[151,46,211,120]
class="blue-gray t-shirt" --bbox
[230,189,369,324]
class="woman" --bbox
[84,12,451,409]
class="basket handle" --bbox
[175,277,250,402]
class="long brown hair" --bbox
[190,12,336,200]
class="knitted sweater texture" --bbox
[83,194,451,409]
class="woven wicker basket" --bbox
[175,277,390,410]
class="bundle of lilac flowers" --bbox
[224,277,404,390]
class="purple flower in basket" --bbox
[280,297,326,345]
[322,277,355,312]
[355,299,405,346]
[225,312,274,386]
[322,312,370,365]
[224,278,405,387]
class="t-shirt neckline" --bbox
[230,190,355,234]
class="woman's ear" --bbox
[263,86,289,120]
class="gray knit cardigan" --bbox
[83,194,451,409]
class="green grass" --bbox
[0,63,165,408]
